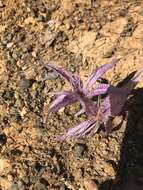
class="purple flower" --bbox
[100,69,143,133]
[56,119,99,141]
[40,58,119,116]
[40,59,143,140]
[56,69,143,140]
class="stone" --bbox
[74,143,87,157]
[84,178,98,190]
[8,184,19,190]
[44,72,59,80]
[0,0,4,7]
[7,42,14,48]
[18,78,35,89]
[0,158,11,174]
[61,0,91,15]
[103,162,116,177]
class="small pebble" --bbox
[84,178,98,190]
[74,168,83,180]
[0,158,11,174]
[37,15,45,22]
[34,181,46,190]
[60,184,66,190]
[74,143,87,157]
[12,52,20,60]
[8,184,19,190]
[31,51,37,57]
[0,0,4,7]
[103,162,116,177]
[44,72,59,80]
[103,49,114,58]
[17,180,25,190]
[7,42,14,48]
[18,78,35,89]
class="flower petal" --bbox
[86,58,119,89]
[105,70,143,116]
[132,69,143,83]
[75,108,85,117]
[41,61,83,90]
[48,91,77,115]
[102,86,131,117]
[89,83,110,97]
[56,119,97,141]
[78,96,98,116]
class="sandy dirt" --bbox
[1,0,143,190]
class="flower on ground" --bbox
[40,59,143,140]
[40,59,119,116]
[56,69,143,141]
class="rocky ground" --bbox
[1,0,143,189]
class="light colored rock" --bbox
[0,158,11,174]
[61,0,91,14]
[0,24,7,33]
[7,42,14,48]
[31,127,45,140]
[0,59,6,75]
[40,29,57,46]
[68,31,97,57]
[0,0,4,7]
[0,177,12,190]
[24,16,36,25]
[61,0,75,14]
[101,17,127,35]
[84,178,98,190]
[103,162,116,177]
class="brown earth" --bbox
[0,0,143,190]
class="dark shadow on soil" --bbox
[100,88,143,190]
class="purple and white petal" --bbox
[86,58,119,89]
[83,122,100,137]
[109,87,134,116]
[48,92,77,115]
[102,86,130,117]
[101,95,111,117]
[42,62,83,90]
[75,108,85,117]
[78,96,98,116]
[132,69,143,83]
[89,84,110,97]
[56,119,96,141]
